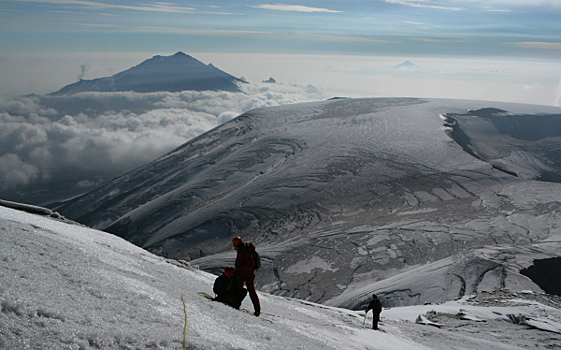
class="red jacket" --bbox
[235,243,256,277]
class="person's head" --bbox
[224,266,234,278]
[232,236,243,250]
[372,294,378,299]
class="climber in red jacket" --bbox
[232,236,261,316]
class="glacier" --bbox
[55,97,561,307]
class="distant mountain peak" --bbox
[52,52,244,95]
[393,61,418,69]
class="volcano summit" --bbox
[52,52,244,95]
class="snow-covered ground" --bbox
[2,204,560,349]
[56,97,561,307]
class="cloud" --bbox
[8,0,196,13]
[474,0,561,6]
[384,0,463,11]
[555,78,561,107]
[217,111,239,124]
[290,33,390,44]
[125,26,389,45]
[510,42,561,50]
[0,153,39,189]
[0,83,324,202]
[484,7,511,12]
[385,0,560,10]
[0,96,58,117]
[251,4,342,13]
[126,26,270,37]
[521,82,543,95]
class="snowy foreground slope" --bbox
[1,205,560,350]
[55,97,561,307]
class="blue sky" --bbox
[1,0,560,57]
[1,1,561,104]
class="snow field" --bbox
[1,205,560,350]
[0,206,435,349]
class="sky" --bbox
[1,0,561,103]
[1,0,561,205]
[2,203,561,349]
[1,0,560,55]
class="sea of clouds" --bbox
[0,82,324,204]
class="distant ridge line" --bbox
[51,52,245,95]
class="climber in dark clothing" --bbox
[213,266,247,309]
[232,236,261,316]
[366,294,383,330]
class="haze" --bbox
[1,0,560,105]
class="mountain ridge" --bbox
[51,52,244,95]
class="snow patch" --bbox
[286,256,339,274]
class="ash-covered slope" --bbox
[51,52,244,95]
[57,97,561,307]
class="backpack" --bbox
[240,243,261,271]
[252,250,261,270]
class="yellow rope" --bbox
[181,295,187,350]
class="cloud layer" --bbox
[0,83,324,204]
[251,4,342,13]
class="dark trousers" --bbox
[236,275,260,313]
[372,312,380,329]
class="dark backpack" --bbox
[243,243,262,270]
[252,250,261,270]
[213,274,234,296]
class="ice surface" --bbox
[2,205,560,349]
[55,97,561,306]
[442,108,561,181]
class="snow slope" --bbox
[55,97,561,307]
[1,205,560,350]
[0,81,322,206]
